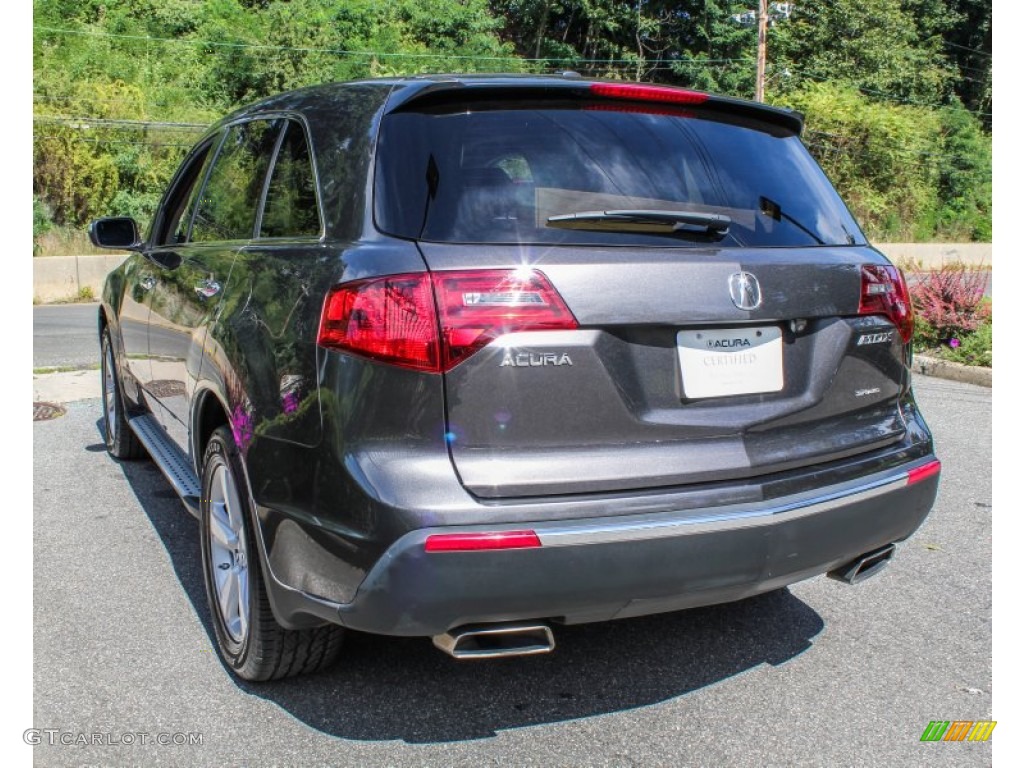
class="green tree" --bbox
[944,0,992,121]
[31,0,991,241]
[769,0,954,106]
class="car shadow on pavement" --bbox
[110,424,826,745]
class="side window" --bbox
[191,119,283,243]
[259,121,321,239]
[155,141,216,246]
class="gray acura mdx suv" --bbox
[91,75,940,680]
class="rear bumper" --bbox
[264,457,939,636]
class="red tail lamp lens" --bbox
[589,82,709,105]
[318,269,577,372]
[432,269,577,370]
[318,274,440,372]
[859,265,914,344]
[424,530,542,552]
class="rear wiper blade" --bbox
[758,196,826,245]
[547,209,731,235]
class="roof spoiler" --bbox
[383,76,804,135]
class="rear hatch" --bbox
[374,84,913,498]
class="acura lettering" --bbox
[500,351,574,368]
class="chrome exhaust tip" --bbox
[432,623,555,659]
[828,543,897,585]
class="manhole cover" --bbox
[34,402,67,421]
[148,379,187,398]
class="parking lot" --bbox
[32,307,992,766]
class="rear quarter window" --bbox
[259,120,321,239]
[191,119,283,243]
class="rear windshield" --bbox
[374,101,865,247]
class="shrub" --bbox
[33,196,54,255]
[909,263,990,345]
[943,321,991,367]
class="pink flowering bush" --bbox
[909,263,990,351]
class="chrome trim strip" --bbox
[535,471,910,547]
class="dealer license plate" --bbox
[677,326,783,399]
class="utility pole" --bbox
[755,0,768,102]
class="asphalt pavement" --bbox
[33,303,100,369]
[31,375,992,767]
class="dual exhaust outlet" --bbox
[432,544,896,659]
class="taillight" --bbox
[318,274,440,372]
[859,265,913,344]
[318,269,577,372]
[589,82,709,105]
[432,269,577,370]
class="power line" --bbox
[943,39,992,58]
[803,142,941,170]
[804,136,946,161]
[789,69,992,117]
[956,73,992,86]
[33,115,207,130]
[33,90,212,105]
[33,134,194,148]
[34,24,749,64]
[855,82,991,117]
[952,61,993,76]
[802,124,990,162]
[803,127,982,163]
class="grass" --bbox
[41,285,99,304]
[34,226,107,257]
[924,322,992,367]
[33,364,100,374]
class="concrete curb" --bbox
[913,354,991,388]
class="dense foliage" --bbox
[33,0,992,249]
[910,263,992,367]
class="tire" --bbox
[101,328,144,460]
[200,426,344,681]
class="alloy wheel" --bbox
[207,461,250,644]
[103,341,117,442]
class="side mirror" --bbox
[88,217,143,251]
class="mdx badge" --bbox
[857,331,894,346]
[728,272,762,311]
